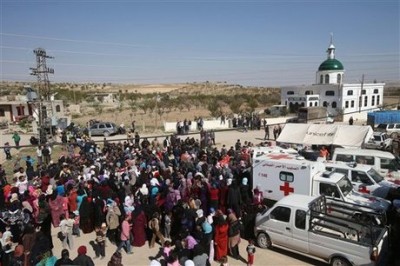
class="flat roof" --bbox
[334,148,395,159]
[313,172,346,183]
[324,161,373,171]
[277,194,317,208]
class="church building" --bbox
[280,37,385,121]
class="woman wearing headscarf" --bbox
[79,193,95,234]
[37,194,53,250]
[131,204,147,247]
[213,211,229,262]
[149,212,165,248]
[47,185,64,227]
[227,211,241,260]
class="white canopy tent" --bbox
[276,123,374,149]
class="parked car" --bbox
[89,122,118,137]
[376,123,400,138]
[364,132,393,151]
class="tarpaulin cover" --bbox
[277,123,373,148]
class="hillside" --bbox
[1,81,398,132]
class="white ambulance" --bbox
[324,161,400,196]
[252,153,390,211]
[332,148,400,181]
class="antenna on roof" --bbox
[330,32,334,45]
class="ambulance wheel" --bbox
[330,256,350,266]
[257,232,272,249]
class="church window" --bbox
[345,101,349,108]
[347,90,353,96]
[309,102,313,107]
[371,96,375,106]
[0,108,4,117]
[287,91,294,95]
[364,96,368,107]
[301,102,305,107]
[325,91,335,96]
[361,89,366,95]
[55,105,61,112]
[320,75,323,84]
[314,102,318,106]
[377,95,380,106]
[323,101,328,107]
[305,90,313,95]
[337,74,342,84]
[325,74,329,84]
[351,100,355,108]
[374,89,379,94]
[332,101,337,108]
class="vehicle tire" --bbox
[257,232,272,249]
[103,131,110,137]
[330,256,350,266]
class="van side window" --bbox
[270,207,291,222]
[336,154,353,163]
[355,156,374,165]
[279,171,294,182]
[320,183,340,199]
[295,210,306,230]
[381,158,397,171]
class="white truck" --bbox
[255,194,389,266]
[252,153,391,211]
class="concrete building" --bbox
[280,37,385,122]
[0,86,68,129]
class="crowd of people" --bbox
[0,129,267,266]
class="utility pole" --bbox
[30,48,54,144]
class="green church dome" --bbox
[318,59,344,71]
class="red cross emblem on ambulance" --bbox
[358,185,370,194]
[280,182,294,196]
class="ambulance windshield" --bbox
[368,168,384,183]
[338,176,353,196]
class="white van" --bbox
[332,148,400,181]
[254,194,388,266]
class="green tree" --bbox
[229,99,243,114]
[248,98,259,113]
[207,99,221,118]
[93,102,103,114]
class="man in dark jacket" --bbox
[55,249,74,266]
[73,245,94,266]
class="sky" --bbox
[0,0,399,87]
